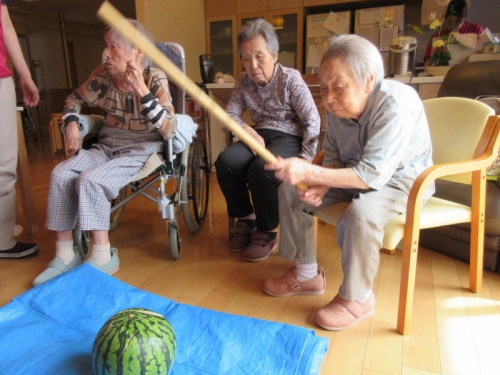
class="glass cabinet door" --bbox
[272,12,299,69]
[206,16,236,77]
[268,8,303,72]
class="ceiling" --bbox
[8,0,136,25]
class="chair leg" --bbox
[314,217,318,256]
[397,235,419,335]
[469,231,483,293]
[228,217,235,240]
[469,172,485,293]
[382,248,396,255]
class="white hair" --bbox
[322,34,384,87]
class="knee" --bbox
[214,150,228,170]
[75,170,99,192]
[50,163,75,187]
[337,200,378,231]
[248,158,279,185]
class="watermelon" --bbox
[91,308,176,375]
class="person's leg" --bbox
[336,186,408,301]
[0,77,38,257]
[243,130,302,261]
[34,150,110,286]
[215,142,257,250]
[315,186,409,331]
[215,141,255,218]
[75,151,151,271]
[45,149,108,233]
[247,130,302,231]
[263,183,353,294]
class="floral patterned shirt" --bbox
[226,63,320,161]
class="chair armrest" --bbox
[404,115,500,232]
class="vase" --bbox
[424,65,452,76]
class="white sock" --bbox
[358,289,373,303]
[294,260,318,282]
[55,240,75,264]
[90,243,111,266]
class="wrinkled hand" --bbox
[65,121,82,156]
[296,184,329,207]
[243,125,264,155]
[266,156,310,186]
[266,156,328,206]
[20,77,39,107]
[122,59,143,90]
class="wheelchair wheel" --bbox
[168,222,180,260]
[73,228,90,259]
[109,187,128,231]
[181,137,209,232]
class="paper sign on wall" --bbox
[307,17,330,38]
[323,12,349,35]
[306,44,326,68]
[379,25,398,51]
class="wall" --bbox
[468,0,500,34]
[10,11,104,91]
[135,0,206,82]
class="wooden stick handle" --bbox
[97,1,308,191]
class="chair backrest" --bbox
[302,73,326,152]
[423,97,495,184]
[199,54,215,84]
[155,42,186,114]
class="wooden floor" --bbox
[2,133,500,375]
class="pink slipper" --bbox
[315,289,376,330]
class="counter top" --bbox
[206,75,444,90]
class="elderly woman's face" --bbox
[240,35,278,86]
[318,57,372,120]
[103,32,139,76]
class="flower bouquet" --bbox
[409,12,451,67]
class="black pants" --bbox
[215,129,302,232]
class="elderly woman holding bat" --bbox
[33,20,176,286]
[215,18,321,262]
[264,34,434,331]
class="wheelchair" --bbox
[72,42,209,260]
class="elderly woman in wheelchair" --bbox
[33,20,179,286]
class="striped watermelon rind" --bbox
[92,308,176,375]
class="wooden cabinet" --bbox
[269,0,303,10]
[205,1,303,79]
[418,82,441,100]
[237,0,268,13]
[303,0,365,6]
[205,0,236,17]
[205,15,238,78]
[237,0,302,12]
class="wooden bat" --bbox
[96,1,308,191]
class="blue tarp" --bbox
[0,265,329,375]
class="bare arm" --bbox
[1,5,39,106]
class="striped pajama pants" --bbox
[46,126,164,231]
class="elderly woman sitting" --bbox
[264,34,435,331]
[33,20,177,286]
[215,18,320,262]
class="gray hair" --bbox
[322,34,384,87]
[237,18,279,60]
[104,19,154,68]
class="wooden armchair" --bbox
[313,97,500,334]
